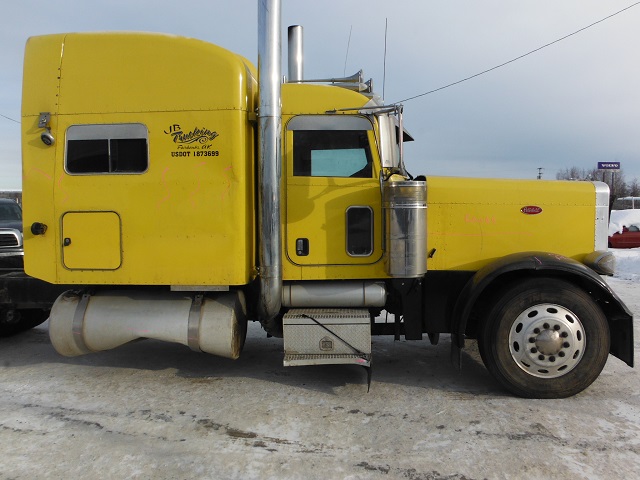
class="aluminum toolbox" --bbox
[283,308,371,366]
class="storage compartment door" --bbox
[62,212,122,270]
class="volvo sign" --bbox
[598,162,621,171]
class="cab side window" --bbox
[293,130,373,178]
[288,115,374,178]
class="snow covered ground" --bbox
[611,247,640,282]
[0,250,637,479]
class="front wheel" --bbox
[479,278,610,398]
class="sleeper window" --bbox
[66,123,148,174]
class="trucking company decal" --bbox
[521,206,543,215]
[165,124,220,157]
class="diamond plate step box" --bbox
[283,308,371,367]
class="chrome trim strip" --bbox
[593,181,610,251]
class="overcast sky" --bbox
[1,0,639,189]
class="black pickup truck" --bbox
[0,198,65,336]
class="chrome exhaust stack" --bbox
[257,0,283,323]
[288,25,303,82]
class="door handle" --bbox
[296,238,309,256]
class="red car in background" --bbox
[609,225,640,249]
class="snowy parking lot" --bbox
[1,250,639,479]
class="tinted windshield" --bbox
[0,202,22,221]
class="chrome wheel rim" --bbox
[509,303,586,378]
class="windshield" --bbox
[0,202,22,221]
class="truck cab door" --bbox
[284,115,383,271]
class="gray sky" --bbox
[1,0,639,189]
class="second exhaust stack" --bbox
[288,25,303,82]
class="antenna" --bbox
[383,18,388,101]
[343,25,353,76]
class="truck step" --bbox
[284,353,371,367]
[282,308,371,367]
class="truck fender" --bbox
[450,251,634,369]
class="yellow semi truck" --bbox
[21,1,632,397]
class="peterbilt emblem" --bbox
[521,206,543,215]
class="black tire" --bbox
[0,309,50,337]
[478,278,610,398]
